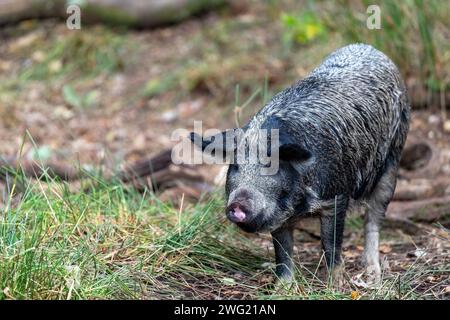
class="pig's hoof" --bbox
[318,264,348,289]
[329,265,348,290]
[272,276,294,294]
[364,264,381,286]
[351,265,382,289]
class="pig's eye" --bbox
[278,190,290,207]
[280,190,289,200]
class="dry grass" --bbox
[0,169,448,299]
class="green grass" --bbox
[19,27,126,83]
[0,25,128,103]
[0,170,268,299]
[1,168,448,299]
[322,0,450,93]
[139,0,449,109]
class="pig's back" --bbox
[258,44,410,199]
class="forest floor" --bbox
[0,2,449,299]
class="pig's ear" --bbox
[279,143,312,162]
[276,128,312,162]
[189,129,238,157]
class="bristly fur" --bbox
[192,44,411,280]
[247,43,410,203]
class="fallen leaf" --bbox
[351,291,360,300]
[260,262,276,269]
[220,277,236,286]
[351,273,369,289]
[343,250,359,259]
[259,275,274,285]
[407,248,427,258]
[2,287,13,299]
[379,244,392,253]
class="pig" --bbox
[190,44,410,282]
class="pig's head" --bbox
[190,118,315,233]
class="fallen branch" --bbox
[399,139,442,180]
[387,195,450,223]
[0,155,80,181]
[118,149,173,183]
[2,143,450,227]
[127,164,206,191]
[394,177,450,201]
[0,149,214,198]
[383,217,423,235]
[0,0,227,27]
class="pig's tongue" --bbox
[233,207,246,222]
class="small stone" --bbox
[160,110,178,123]
[428,114,440,125]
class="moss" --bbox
[155,0,226,25]
[80,0,225,28]
[82,4,139,27]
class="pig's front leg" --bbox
[271,226,294,280]
[320,196,349,281]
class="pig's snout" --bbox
[227,203,248,223]
[226,188,265,227]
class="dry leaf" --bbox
[343,250,359,259]
[220,277,236,286]
[379,244,392,253]
[351,273,369,288]
[407,248,427,258]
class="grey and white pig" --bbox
[190,44,410,281]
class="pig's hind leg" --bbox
[363,165,398,282]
